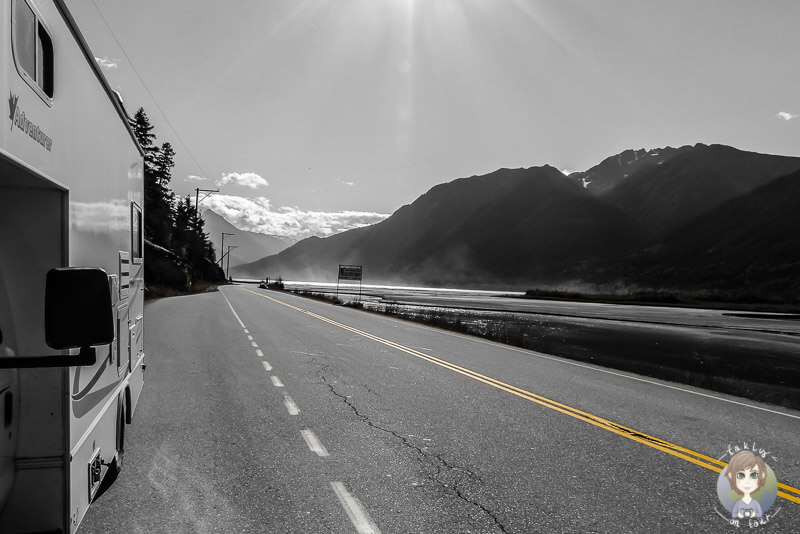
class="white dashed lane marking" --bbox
[283,394,300,415]
[330,482,381,534]
[225,287,384,529]
[301,429,329,457]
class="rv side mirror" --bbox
[0,267,113,368]
[45,267,114,353]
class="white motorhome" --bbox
[0,0,145,531]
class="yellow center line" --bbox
[243,288,800,504]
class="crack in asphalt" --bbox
[323,377,508,534]
[303,355,331,383]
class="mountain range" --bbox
[203,209,289,270]
[231,144,800,300]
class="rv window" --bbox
[13,0,36,77]
[132,203,143,262]
[12,0,54,100]
[37,22,54,97]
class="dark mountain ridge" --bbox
[627,167,800,298]
[235,165,645,285]
[602,144,800,237]
[569,145,690,195]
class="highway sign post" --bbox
[337,264,363,300]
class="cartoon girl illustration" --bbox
[725,450,767,519]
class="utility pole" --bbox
[226,245,237,280]
[220,232,234,265]
[195,187,219,226]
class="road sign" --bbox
[337,265,363,301]
[338,265,363,281]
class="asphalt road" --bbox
[80,286,800,533]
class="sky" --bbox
[70,0,800,241]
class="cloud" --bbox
[71,199,128,232]
[201,194,389,241]
[560,168,576,176]
[95,56,118,69]
[186,174,207,182]
[775,111,798,121]
[216,172,268,189]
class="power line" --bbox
[89,0,213,182]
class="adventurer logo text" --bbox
[8,92,53,152]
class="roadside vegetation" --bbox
[258,276,285,291]
[522,289,800,313]
[144,281,221,300]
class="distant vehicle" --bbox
[0,0,145,531]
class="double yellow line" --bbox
[244,289,800,505]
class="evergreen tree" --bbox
[172,196,220,285]
[130,109,173,247]
[130,108,159,175]
[187,201,213,267]
[172,196,194,261]
[129,107,224,287]
[153,142,176,187]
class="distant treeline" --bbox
[129,108,224,292]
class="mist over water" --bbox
[283,280,526,298]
